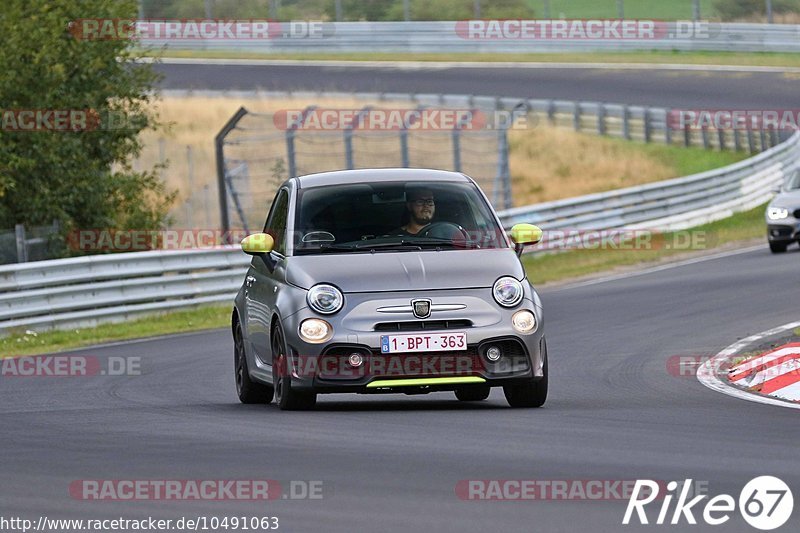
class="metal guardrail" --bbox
[3,91,798,336]
[0,248,249,334]
[3,132,797,336]
[498,131,800,233]
[141,22,800,54]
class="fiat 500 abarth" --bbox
[232,168,547,410]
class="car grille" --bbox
[768,225,794,238]
[374,319,472,332]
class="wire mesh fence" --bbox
[216,104,507,233]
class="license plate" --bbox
[380,332,467,354]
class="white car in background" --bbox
[766,170,800,253]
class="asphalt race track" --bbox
[2,63,798,532]
[2,247,799,532]
[154,61,800,108]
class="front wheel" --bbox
[503,339,548,408]
[769,242,788,253]
[272,324,317,411]
[234,322,274,404]
[455,385,491,402]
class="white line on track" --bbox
[697,320,800,410]
[151,57,800,74]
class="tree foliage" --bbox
[0,0,174,241]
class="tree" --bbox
[0,0,175,247]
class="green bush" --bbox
[0,0,175,250]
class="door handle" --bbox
[245,275,256,287]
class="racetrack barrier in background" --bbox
[3,130,797,336]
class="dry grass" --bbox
[508,127,674,204]
[138,95,743,227]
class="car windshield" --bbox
[293,180,507,255]
[787,171,800,190]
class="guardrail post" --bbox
[769,127,779,147]
[701,125,710,149]
[14,224,28,263]
[733,129,742,152]
[573,102,581,132]
[759,129,767,151]
[684,124,691,147]
[344,106,372,170]
[747,128,756,153]
[597,103,607,135]
[643,108,652,143]
[717,129,726,151]
[547,100,556,125]
[622,105,631,140]
[215,106,248,242]
[665,119,672,145]
[452,125,462,172]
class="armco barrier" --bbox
[2,141,798,336]
[140,21,800,54]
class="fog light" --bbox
[512,310,537,334]
[299,319,333,343]
[486,346,502,362]
[348,353,364,367]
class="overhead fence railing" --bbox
[211,89,790,236]
[138,21,800,54]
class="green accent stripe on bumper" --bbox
[366,376,486,389]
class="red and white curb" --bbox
[697,321,800,410]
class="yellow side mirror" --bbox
[241,233,274,255]
[509,223,543,246]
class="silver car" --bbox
[766,169,800,253]
[231,169,547,410]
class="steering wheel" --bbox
[418,221,470,242]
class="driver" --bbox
[392,187,436,236]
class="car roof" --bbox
[294,168,471,189]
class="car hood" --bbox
[772,190,800,208]
[286,249,525,292]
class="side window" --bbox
[263,189,289,255]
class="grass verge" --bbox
[149,49,800,68]
[522,202,768,284]
[1,305,231,358]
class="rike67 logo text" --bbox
[623,477,793,530]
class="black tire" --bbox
[272,324,317,411]
[503,339,548,408]
[234,321,274,404]
[769,242,788,253]
[455,385,491,402]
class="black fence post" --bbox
[214,106,248,243]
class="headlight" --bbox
[493,276,523,307]
[768,207,789,220]
[307,284,343,314]
[512,310,537,334]
[299,319,333,343]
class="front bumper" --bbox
[767,222,799,244]
[279,288,545,393]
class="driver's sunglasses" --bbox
[413,198,435,207]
